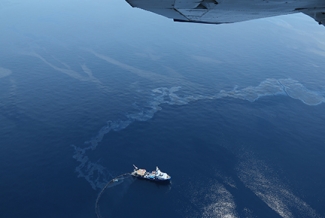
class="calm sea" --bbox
[1,0,325,217]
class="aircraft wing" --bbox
[126,0,325,25]
[303,11,325,26]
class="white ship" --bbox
[131,165,171,183]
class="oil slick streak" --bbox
[85,49,199,88]
[72,78,325,190]
[21,51,111,93]
[72,78,324,218]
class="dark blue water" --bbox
[1,0,325,217]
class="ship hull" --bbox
[131,174,171,184]
[131,165,171,184]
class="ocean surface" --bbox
[1,0,325,217]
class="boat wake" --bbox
[95,173,133,218]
